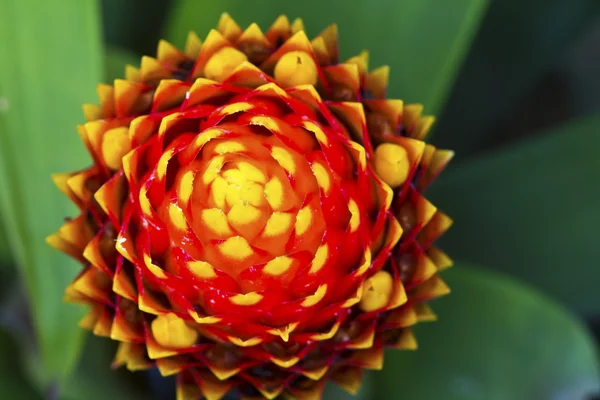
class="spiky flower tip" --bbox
[49,13,454,400]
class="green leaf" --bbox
[20,333,146,400]
[322,378,373,400]
[375,265,600,399]
[166,0,489,114]
[104,46,139,83]
[0,330,43,399]
[102,0,173,56]
[0,0,103,384]
[61,335,147,400]
[433,0,600,158]
[568,21,600,116]
[0,208,10,264]
[429,113,600,316]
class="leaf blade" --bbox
[429,113,600,316]
[0,330,43,399]
[433,0,600,157]
[166,0,489,114]
[374,265,600,399]
[104,46,139,83]
[0,0,103,383]
[61,336,148,400]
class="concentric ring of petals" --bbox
[50,13,453,400]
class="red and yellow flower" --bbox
[49,14,454,400]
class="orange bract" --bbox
[49,13,454,400]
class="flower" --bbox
[48,13,454,400]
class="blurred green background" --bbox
[0,0,599,399]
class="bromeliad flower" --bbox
[49,13,454,400]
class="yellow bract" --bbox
[348,199,360,232]
[204,46,248,81]
[295,206,313,235]
[301,284,328,307]
[309,244,329,273]
[237,161,266,183]
[218,236,253,260]
[201,208,233,236]
[359,270,393,312]
[274,51,318,88]
[227,204,265,238]
[230,292,263,306]
[168,204,188,231]
[219,102,254,117]
[303,121,329,146]
[151,313,198,349]
[202,155,225,185]
[222,168,246,185]
[263,211,293,236]
[187,261,217,279]
[209,176,228,209]
[264,177,284,210]
[263,256,294,276]
[271,146,296,174]
[214,140,246,154]
[374,143,410,188]
[101,127,131,170]
[310,162,331,193]
[227,203,261,226]
[225,180,264,207]
[177,170,195,204]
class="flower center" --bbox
[178,130,326,280]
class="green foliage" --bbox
[322,378,373,400]
[0,0,103,384]
[0,209,10,264]
[434,0,600,157]
[430,113,600,316]
[375,266,600,399]
[102,0,173,56]
[0,330,42,399]
[104,46,140,83]
[166,0,489,114]
[61,336,147,400]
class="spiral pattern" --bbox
[49,14,454,400]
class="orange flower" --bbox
[49,13,454,400]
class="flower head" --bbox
[49,13,453,400]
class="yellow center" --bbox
[177,132,328,281]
